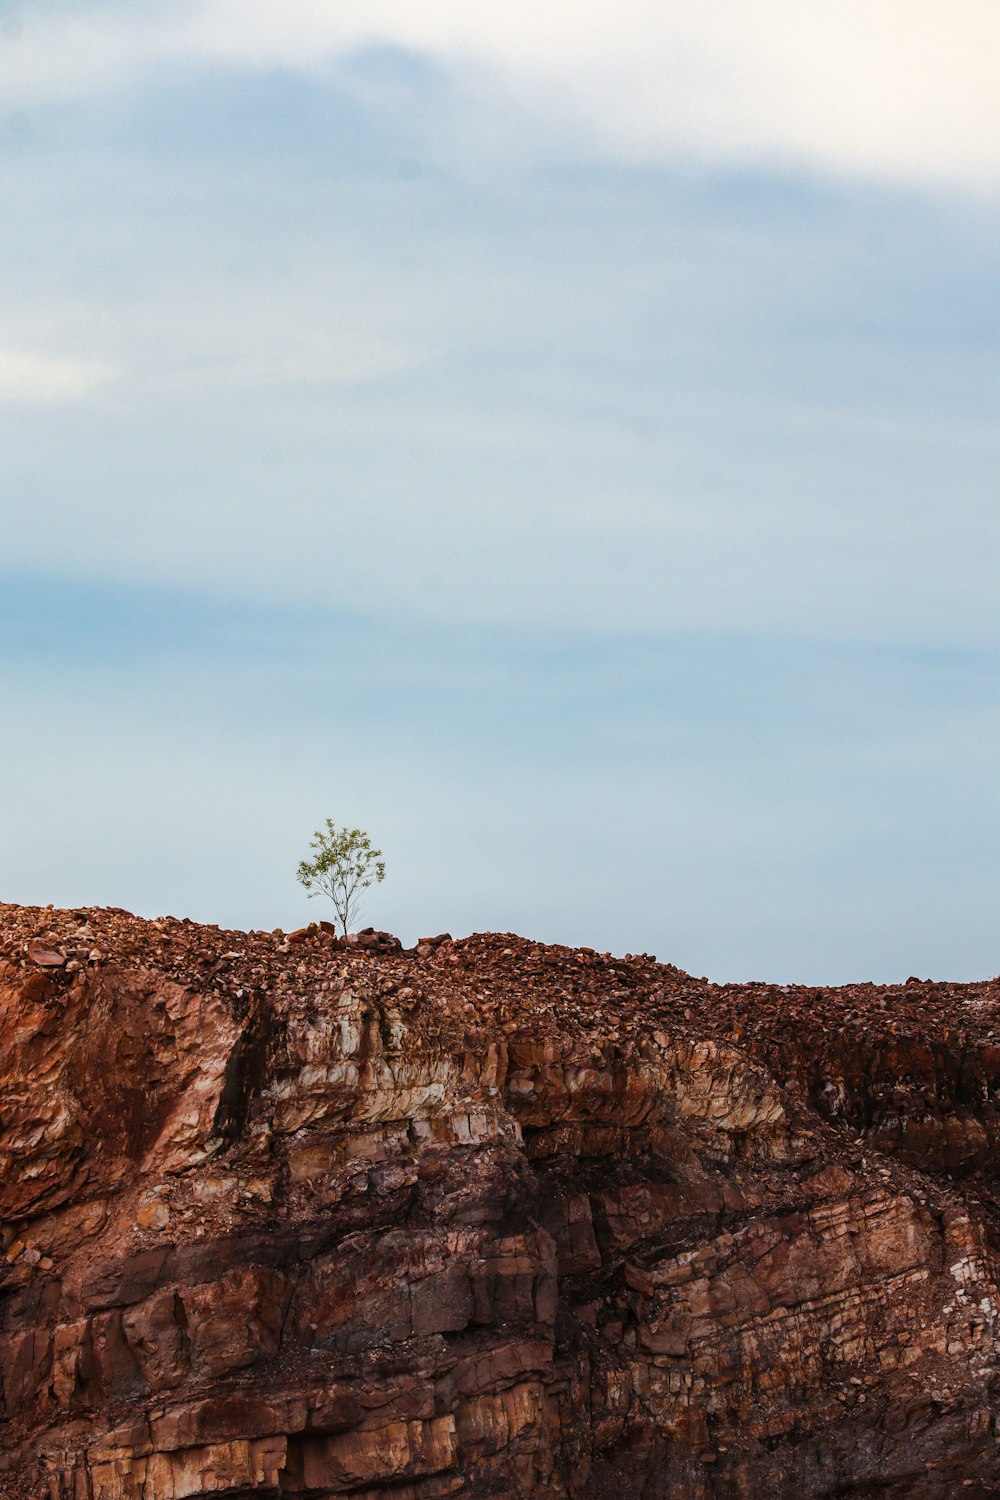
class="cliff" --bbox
[2,903,1000,1498]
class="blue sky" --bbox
[2,3,999,980]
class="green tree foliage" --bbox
[296,820,386,936]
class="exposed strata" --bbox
[2,904,1000,1498]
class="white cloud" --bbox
[0,347,114,403]
[175,336,421,393]
[3,1,1000,185]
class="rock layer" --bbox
[2,904,1000,1497]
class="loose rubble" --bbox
[2,902,1000,1497]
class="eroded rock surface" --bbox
[3,904,1000,1497]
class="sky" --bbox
[2,1,999,982]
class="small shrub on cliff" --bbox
[296,820,386,936]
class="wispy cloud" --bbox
[1,137,997,648]
[169,334,422,394]
[3,2,1000,185]
[0,347,114,404]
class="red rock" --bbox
[286,925,317,944]
[3,902,1000,1497]
[27,945,65,967]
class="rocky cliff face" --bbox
[3,904,1000,1498]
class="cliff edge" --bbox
[3,903,1000,1498]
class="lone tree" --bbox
[296,820,386,936]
